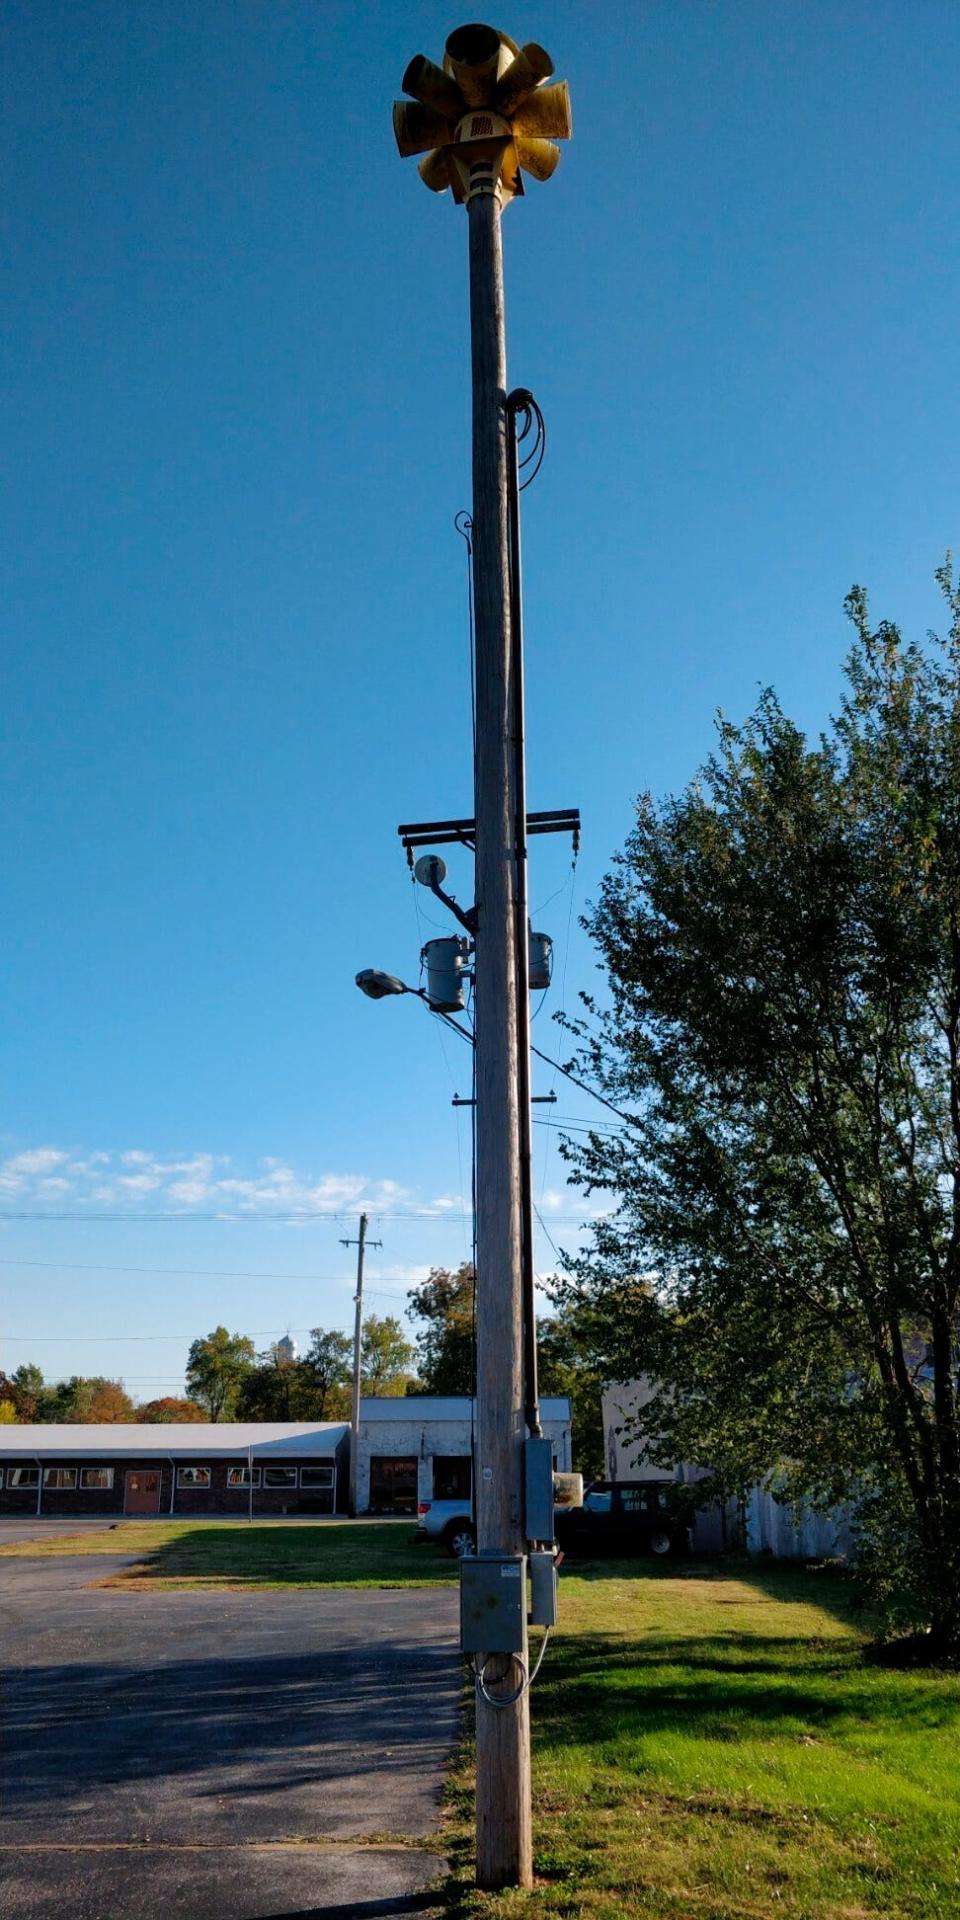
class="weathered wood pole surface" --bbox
[467,184,533,1892]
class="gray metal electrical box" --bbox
[460,1553,527,1654]
[524,1435,555,1543]
[528,1549,558,1627]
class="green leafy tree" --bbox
[536,1304,606,1481]
[407,1265,475,1395]
[234,1330,353,1422]
[561,567,960,1651]
[9,1362,48,1421]
[360,1313,416,1396]
[301,1327,352,1418]
[236,1346,299,1421]
[185,1326,255,1422]
[35,1375,136,1423]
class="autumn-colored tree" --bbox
[0,1400,17,1425]
[137,1396,207,1423]
[51,1377,136,1422]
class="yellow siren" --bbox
[393,21,572,207]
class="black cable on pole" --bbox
[506,386,541,1440]
[455,509,476,761]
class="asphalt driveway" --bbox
[0,1554,460,1918]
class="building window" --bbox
[8,1467,40,1489]
[433,1455,472,1501]
[80,1468,114,1490]
[226,1465,260,1488]
[263,1466,298,1488]
[369,1455,418,1513]
[299,1465,334,1488]
[43,1467,77,1490]
[177,1466,211,1488]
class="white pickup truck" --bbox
[415,1496,476,1557]
[415,1469,583,1557]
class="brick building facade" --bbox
[0,1421,349,1518]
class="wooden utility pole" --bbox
[391,21,572,1892]
[467,183,532,1888]
[342,1212,381,1517]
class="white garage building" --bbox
[356,1394,573,1514]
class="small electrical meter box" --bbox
[460,1553,527,1654]
[528,1549,558,1627]
[525,1436,556,1542]
[553,1471,584,1510]
[528,929,553,991]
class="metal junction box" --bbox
[524,1435,555,1543]
[460,1553,527,1654]
[528,1549,558,1627]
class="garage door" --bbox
[369,1456,417,1513]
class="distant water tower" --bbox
[276,1333,298,1364]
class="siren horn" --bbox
[401,53,465,120]
[495,43,553,116]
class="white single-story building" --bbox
[356,1394,573,1514]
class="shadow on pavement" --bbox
[256,1896,438,1919]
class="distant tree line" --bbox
[0,1270,602,1472]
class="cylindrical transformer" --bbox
[528,929,553,992]
[422,936,471,1012]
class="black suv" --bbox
[554,1479,689,1558]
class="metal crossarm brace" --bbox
[398,807,579,866]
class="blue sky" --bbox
[3,1,958,1399]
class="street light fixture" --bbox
[354,969,410,1001]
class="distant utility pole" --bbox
[393,24,572,1892]
[341,1212,381,1517]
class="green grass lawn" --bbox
[5,1523,958,1914]
[442,1562,960,1920]
[0,1519,458,1588]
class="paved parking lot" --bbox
[0,1551,460,1918]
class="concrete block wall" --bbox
[355,1409,573,1514]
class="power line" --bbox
[0,1258,356,1281]
[0,1206,603,1226]
[0,1258,413,1289]
[1,1323,357,1345]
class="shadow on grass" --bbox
[565,1550,862,1631]
[111,1522,458,1588]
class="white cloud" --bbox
[368,1263,435,1283]
[426,1193,470,1214]
[0,1143,424,1222]
[0,1146,68,1187]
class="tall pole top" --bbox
[393,22,572,207]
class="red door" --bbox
[125,1470,161,1514]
